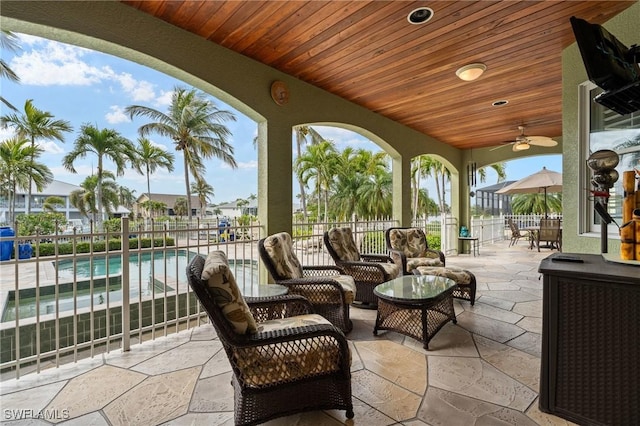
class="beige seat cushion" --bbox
[414,265,473,285]
[380,262,401,279]
[332,274,356,304]
[407,256,444,272]
[235,314,347,387]
[327,227,360,261]
[201,251,258,335]
[262,232,304,279]
[389,228,428,257]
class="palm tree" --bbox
[414,157,452,214]
[132,137,175,198]
[0,30,20,111]
[0,138,53,224]
[140,200,167,218]
[293,125,325,219]
[43,196,65,212]
[125,86,237,220]
[332,161,366,220]
[512,193,562,215]
[173,197,188,217]
[478,162,507,184]
[69,173,120,223]
[295,140,338,221]
[1,99,72,214]
[411,155,437,220]
[191,179,214,218]
[117,186,137,210]
[331,148,390,220]
[63,124,135,226]
[415,188,439,217]
[236,198,249,216]
[357,169,393,219]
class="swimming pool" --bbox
[2,250,260,322]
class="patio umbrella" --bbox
[496,167,562,218]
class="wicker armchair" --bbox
[186,252,354,426]
[385,227,445,275]
[259,232,356,333]
[324,227,400,307]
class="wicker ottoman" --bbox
[413,266,476,305]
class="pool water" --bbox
[2,251,259,322]
[56,250,196,283]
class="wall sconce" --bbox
[456,63,487,81]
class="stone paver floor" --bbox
[0,240,578,425]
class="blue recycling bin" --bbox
[18,243,33,260]
[0,226,15,261]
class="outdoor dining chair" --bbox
[537,218,562,251]
[259,232,356,333]
[507,218,530,247]
[324,226,400,307]
[186,251,354,425]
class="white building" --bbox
[211,198,258,219]
[1,179,130,225]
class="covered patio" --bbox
[1,241,571,425]
[1,1,637,255]
[0,2,637,424]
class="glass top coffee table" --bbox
[243,284,289,298]
[373,275,457,350]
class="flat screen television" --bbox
[570,16,639,91]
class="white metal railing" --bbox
[0,213,558,379]
[0,217,264,379]
[291,217,399,266]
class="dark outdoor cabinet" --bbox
[539,253,640,425]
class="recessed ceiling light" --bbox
[492,100,509,106]
[407,7,434,25]
[455,63,487,81]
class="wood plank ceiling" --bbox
[121,1,635,151]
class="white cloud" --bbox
[303,126,380,150]
[0,127,15,141]
[237,160,257,169]
[10,40,109,86]
[149,139,172,151]
[113,72,156,102]
[39,141,65,155]
[155,90,173,107]
[49,165,94,184]
[0,127,65,154]
[105,105,130,124]
[10,37,165,105]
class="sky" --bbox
[1,33,562,206]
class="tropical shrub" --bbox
[34,237,175,257]
[16,212,66,236]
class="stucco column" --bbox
[257,121,292,237]
[392,155,412,226]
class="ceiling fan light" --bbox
[513,141,530,151]
[456,63,486,81]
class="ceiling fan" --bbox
[492,126,558,152]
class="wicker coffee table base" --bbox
[373,290,456,350]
